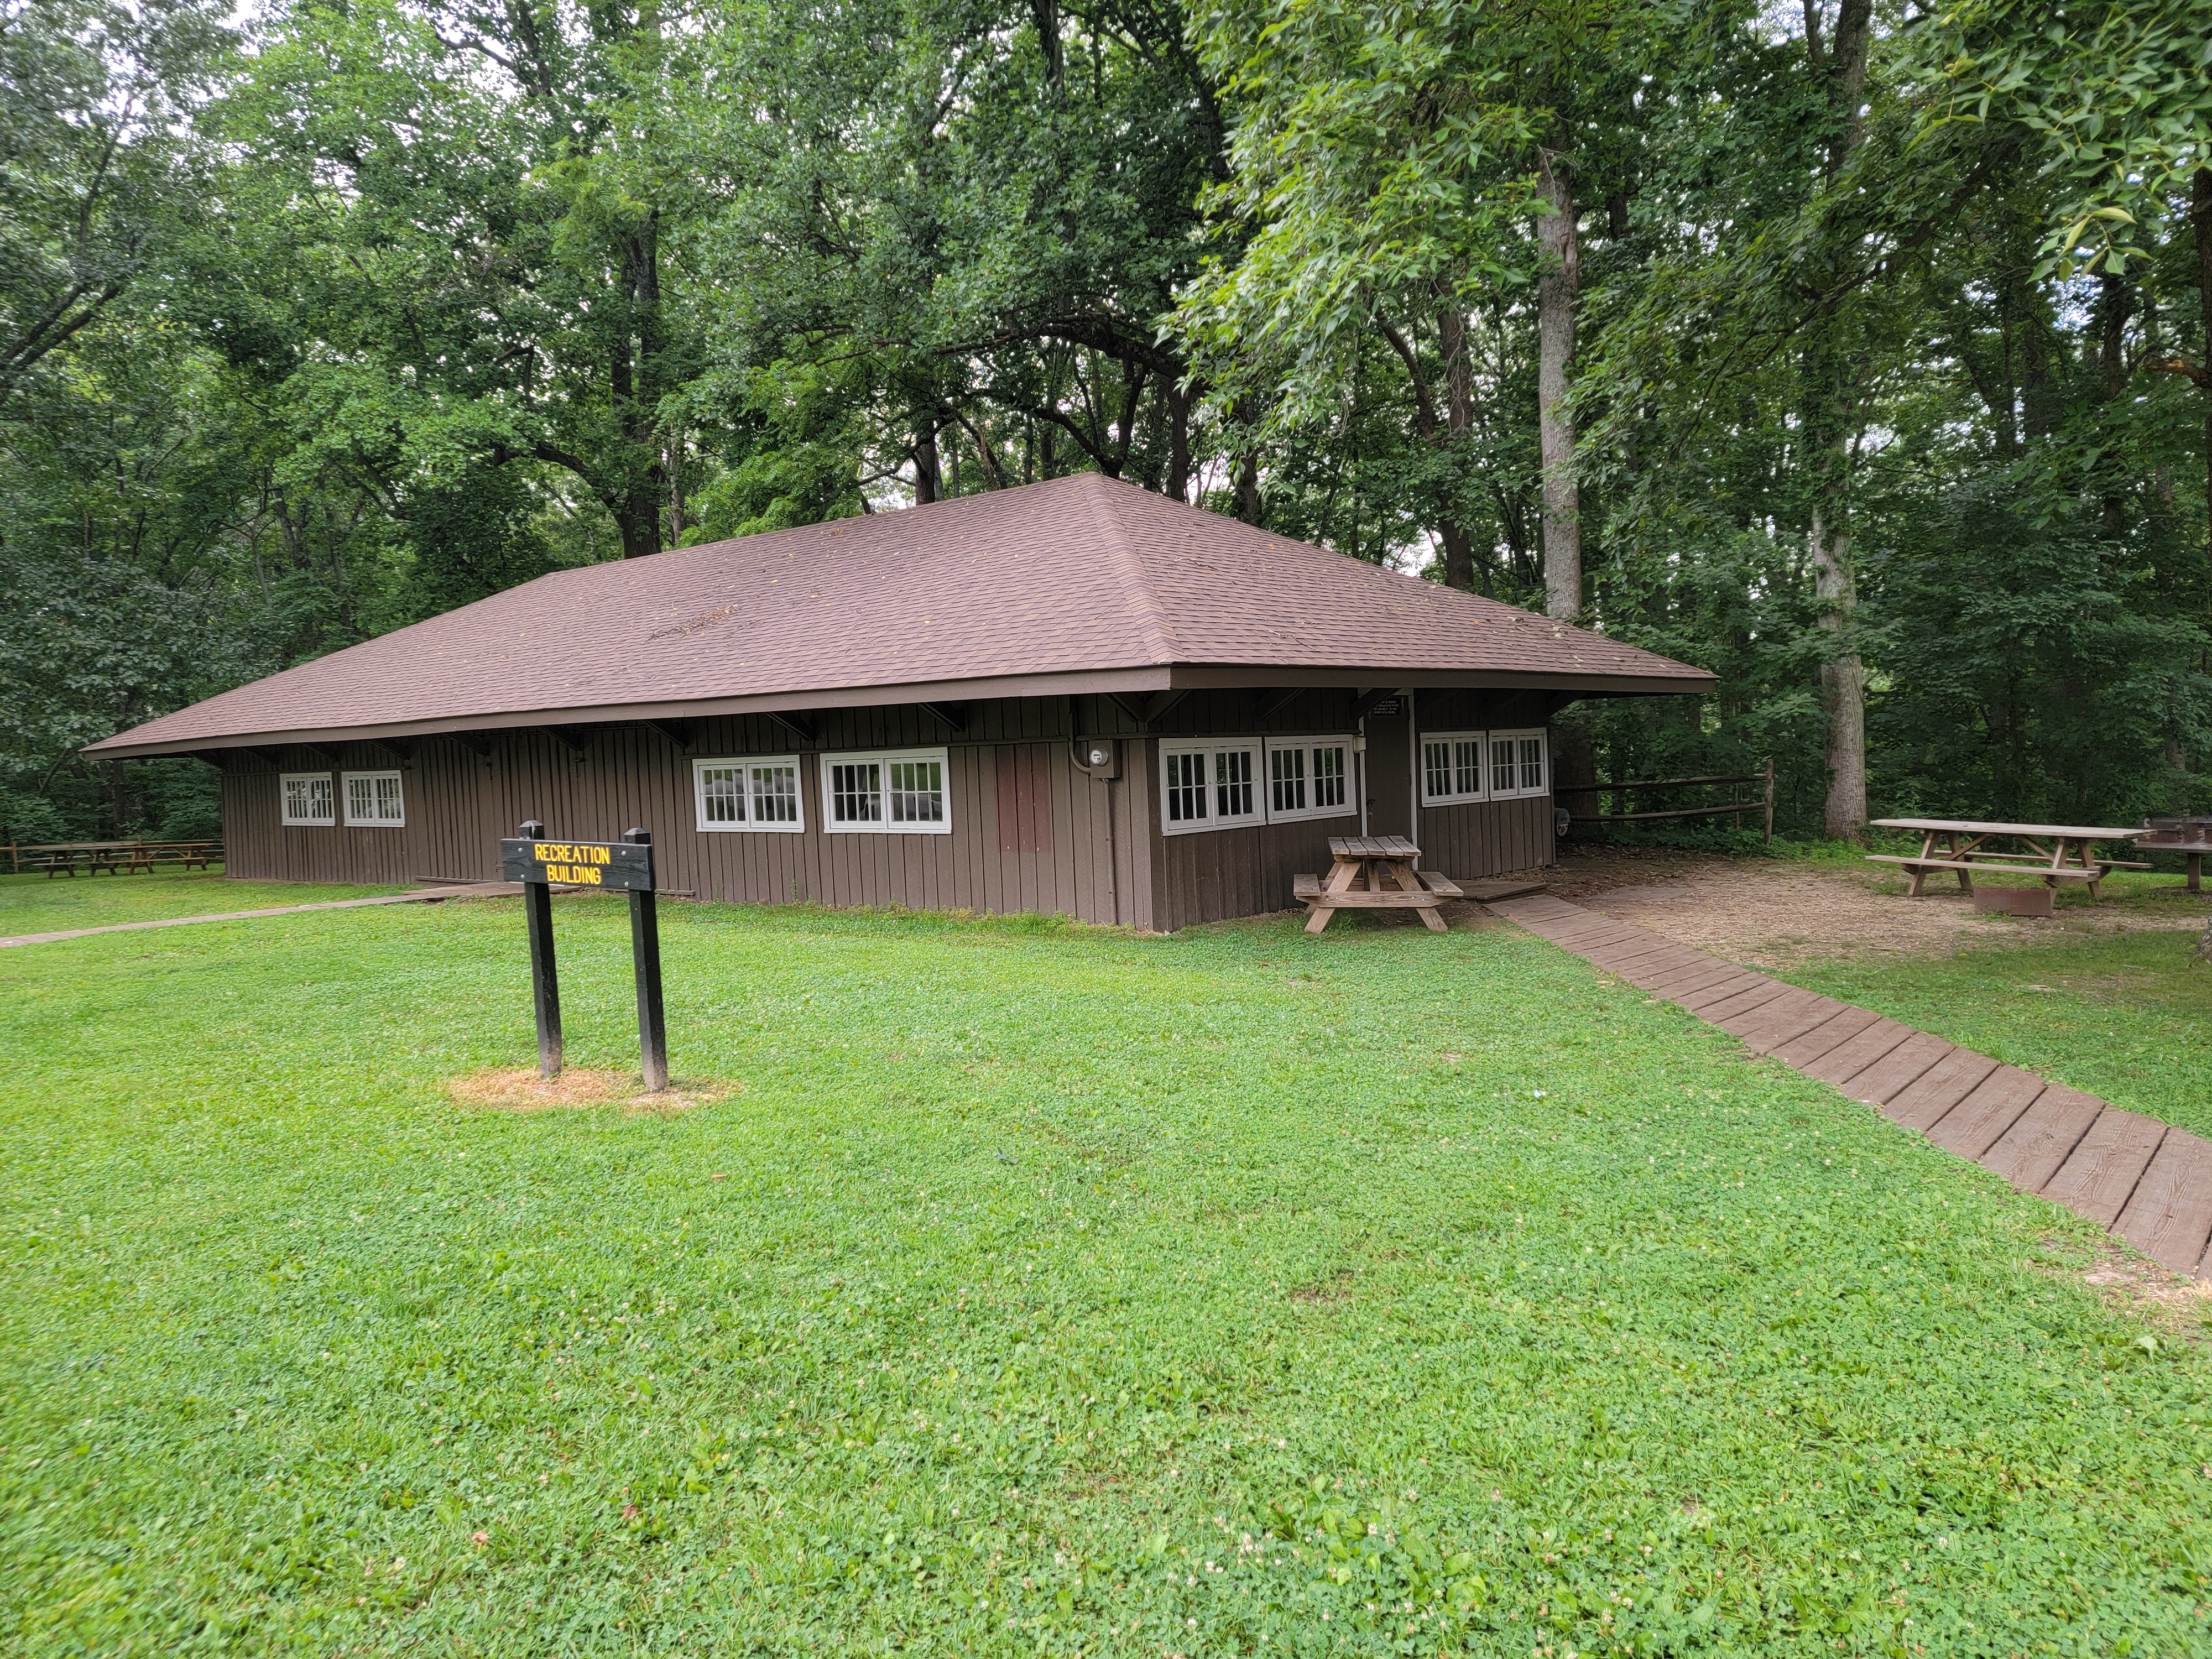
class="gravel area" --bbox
[1481,847,2208,970]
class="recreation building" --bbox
[85,473,1713,931]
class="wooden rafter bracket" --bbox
[1352,687,1407,722]
[765,709,817,744]
[641,718,696,752]
[452,731,495,758]
[545,726,592,755]
[1256,687,1305,724]
[920,701,970,733]
[377,737,417,764]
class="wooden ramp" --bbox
[1486,891,2212,1281]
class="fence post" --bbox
[1763,758,1775,844]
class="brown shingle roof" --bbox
[88,473,1710,755]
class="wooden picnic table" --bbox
[19,841,221,878]
[1293,836,1464,934]
[1867,818,2146,903]
[2137,818,2212,895]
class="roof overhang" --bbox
[86,661,1714,759]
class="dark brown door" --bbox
[1362,698,1414,840]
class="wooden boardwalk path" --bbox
[1486,891,2212,1280]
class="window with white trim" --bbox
[821,747,951,833]
[342,770,405,827]
[280,773,334,827]
[693,757,805,832]
[1263,735,1357,824]
[1418,729,1489,806]
[1159,738,1264,833]
[1487,728,1549,800]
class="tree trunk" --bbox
[1536,152,1580,620]
[1801,0,1874,841]
[1437,302,1477,591]
[615,213,665,559]
[1811,495,1866,839]
[914,421,941,504]
[1164,379,1192,502]
[2197,166,2212,570]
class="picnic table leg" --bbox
[1905,831,1934,896]
[1305,902,1335,934]
[2190,852,2203,895]
[1385,858,1447,931]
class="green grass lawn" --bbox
[0,868,406,937]
[3,896,2209,1656]
[1786,922,2212,1142]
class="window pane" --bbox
[374,774,404,821]
[1520,736,1545,793]
[1166,752,1208,822]
[1491,738,1515,796]
[1455,740,1482,797]
[310,778,331,819]
[700,766,745,823]
[284,779,309,821]
[1313,745,1345,808]
[1215,748,1254,820]
[832,761,881,823]
[888,759,943,823]
[347,775,373,822]
[750,765,799,823]
[1422,740,1451,802]
[1271,745,1307,815]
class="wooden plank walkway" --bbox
[0,881,523,950]
[1486,891,2212,1281]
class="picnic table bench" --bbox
[1294,836,1463,933]
[1866,818,2146,905]
[20,841,221,878]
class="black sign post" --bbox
[624,828,669,1092]
[499,824,667,1091]
[517,820,562,1076]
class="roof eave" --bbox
[84,660,1712,759]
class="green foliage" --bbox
[3,894,2210,1650]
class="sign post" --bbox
[624,828,669,1092]
[518,820,561,1076]
[499,824,666,1090]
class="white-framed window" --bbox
[342,770,405,827]
[1418,729,1489,807]
[280,772,335,827]
[693,756,805,832]
[1488,728,1549,800]
[1264,735,1358,824]
[1159,738,1264,834]
[1161,736,1350,833]
[821,747,951,833]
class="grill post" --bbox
[625,828,669,1092]
[520,819,562,1077]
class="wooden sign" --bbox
[500,836,654,893]
[507,822,668,1092]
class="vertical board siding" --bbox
[217,688,1555,932]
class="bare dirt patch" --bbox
[2047,1233,2212,1345]
[446,1067,736,1114]
[1481,849,2206,970]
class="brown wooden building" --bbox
[87,474,1711,931]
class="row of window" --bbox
[1418,728,1550,806]
[692,748,946,834]
[281,771,405,828]
[276,733,1548,838]
[1160,737,1355,834]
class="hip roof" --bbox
[88,472,1712,756]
